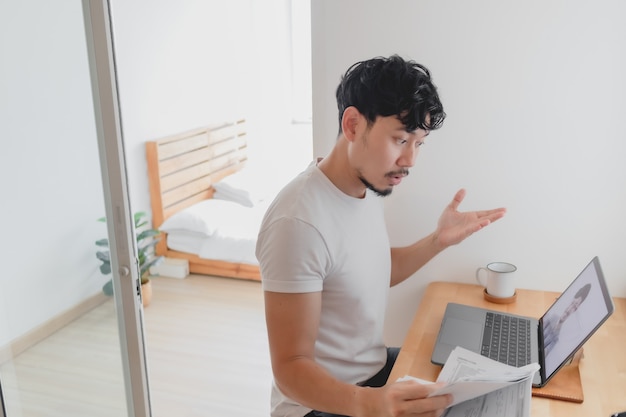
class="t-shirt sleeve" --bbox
[256,216,331,293]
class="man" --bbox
[256,55,506,417]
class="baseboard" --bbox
[0,292,108,365]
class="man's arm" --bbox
[264,290,452,416]
[390,189,506,286]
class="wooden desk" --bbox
[389,281,626,417]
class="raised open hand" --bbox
[434,189,506,249]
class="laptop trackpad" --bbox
[441,317,483,350]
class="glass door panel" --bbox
[0,1,149,415]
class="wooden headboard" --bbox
[145,119,260,280]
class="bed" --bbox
[145,119,274,281]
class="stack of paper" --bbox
[399,347,540,417]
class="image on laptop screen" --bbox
[541,258,613,380]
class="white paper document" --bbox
[398,346,540,417]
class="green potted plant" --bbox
[95,211,163,306]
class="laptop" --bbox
[431,256,614,387]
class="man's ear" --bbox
[341,106,361,143]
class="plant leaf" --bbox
[140,256,164,276]
[102,279,114,296]
[96,251,110,262]
[99,263,111,275]
[134,211,147,227]
[137,229,160,240]
[95,238,109,247]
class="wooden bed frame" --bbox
[145,119,261,281]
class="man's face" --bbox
[350,115,429,197]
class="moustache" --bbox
[386,169,410,178]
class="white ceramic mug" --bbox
[476,262,517,298]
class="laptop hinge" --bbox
[537,317,547,381]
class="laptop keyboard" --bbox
[481,312,532,367]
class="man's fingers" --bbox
[385,380,453,417]
[478,207,507,222]
[450,191,506,224]
[394,380,453,403]
[448,188,466,211]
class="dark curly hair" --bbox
[335,55,446,135]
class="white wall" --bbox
[109,0,311,214]
[311,0,626,345]
[0,1,107,346]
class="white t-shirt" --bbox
[256,165,391,417]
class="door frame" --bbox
[0,376,6,417]
[82,1,151,416]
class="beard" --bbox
[359,176,392,197]
[359,169,409,197]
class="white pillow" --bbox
[213,188,258,208]
[159,199,251,236]
[212,170,278,207]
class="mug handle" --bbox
[476,267,488,287]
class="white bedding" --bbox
[167,200,268,265]
[160,197,271,266]
[165,231,205,255]
[166,231,260,265]
[158,166,292,266]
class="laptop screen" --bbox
[540,256,614,381]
